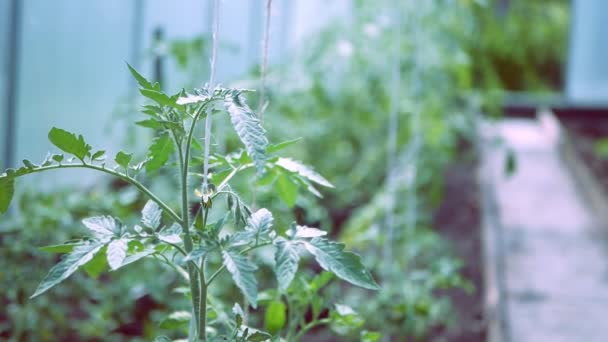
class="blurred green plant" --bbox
[0,54,378,341]
[0,185,179,341]
[470,0,570,92]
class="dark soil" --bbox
[431,147,486,342]
[562,118,608,192]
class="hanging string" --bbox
[251,0,273,210]
[258,0,273,120]
[382,0,402,282]
[406,1,421,238]
[203,0,221,192]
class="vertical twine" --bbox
[382,0,402,282]
[203,0,221,191]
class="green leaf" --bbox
[276,173,297,207]
[115,151,132,169]
[146,133,174,172]
[0,176,14,214]
[264,300,286,334]
[38,242,81,253]
[91,150,106,161]
[22,159,37,169]
[140,89,184,111]
[224,93,268,175]
[276,158,333,188]
[141,200,162,229]
[247,330,272,341]
[158,223,182,244]
[107,239,129,270]
[287,225,327,239]
[31,242,104,298]
[127,63,154,90]
[222,249,259,308]
[135,119,162,129]
[303,238,379,290]
[83,245,108,277]
[273,238,300,292]
[330,304,364,334]
[48,127,92,161]
[159,310,191,329]
[183,244,217,262]
[82,216,122,240]
[361,330,382,342]
[267,138,302,154]
[121,248,156,267]
[246,208,273,241]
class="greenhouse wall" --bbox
[0,0,348,186]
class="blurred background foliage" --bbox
[0,0,570,340]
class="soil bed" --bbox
[430,145,486,342]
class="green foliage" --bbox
[1,63,375,341]
[222,249,259,308]
[224,92,268,175]
[303,238,379,290]
[48,127,92,162]
[0,176,14,214]
[146,133,175,172]
[31,242,105,298]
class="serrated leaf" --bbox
[247,208,273,242]
[276,173,297,207]
[127,63,154,90]
[304,238,379,290]
[121,248,156,267]
[224,93,268,175]
[140,89,184,111]
[141,200,162,229]
[82,216,122,240]
[115,151,132,169]
[267,138,302,154]
[39,242,81,253]
[146,133,174,172]
[107,239,129,270]
[276,158,333,188]
[31,242,104,298]
[222,249,258,308]
[183,244,217,262]
[136,119,162,129]
[0,176,14,214]
[158,223,182,244]
[274,238,300,292]
[287,225,327,239]
[48,127,92,161]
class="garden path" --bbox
[480,117,608,342]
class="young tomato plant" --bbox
[0,64,378,341]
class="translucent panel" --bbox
[0,0,9,170]
[567,0,608,104]
[16,1,133,187]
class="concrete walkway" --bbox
[481,118,608,342]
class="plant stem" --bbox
[172,127,205,341]
[293,318,330,341]
[10,163,181,223]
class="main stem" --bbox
[175,131,203,341]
